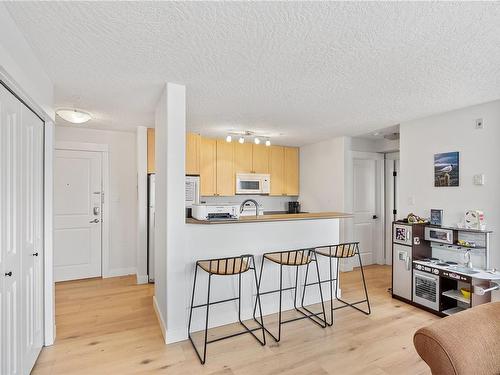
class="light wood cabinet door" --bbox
[234,143,253,174]
[200,138,217,196]
[147,128,155,173]
[269,146,285,196]
[216,140,235,196]
[284,147,299,195]
[252,144,269,174]
[186,132,201,175]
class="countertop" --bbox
[186,211,352,224]
[413,260,500,280]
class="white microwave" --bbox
[236,173,270,195]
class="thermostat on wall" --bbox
[473,174,485,186]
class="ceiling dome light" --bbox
[265,139,271,147]
[238,136,245,144]
[254,137,260,145]
[56,108,92,124]
[226,135,232,143]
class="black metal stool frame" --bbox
[187,254,266,365]
[302,242,371,327]
[253,249,327,342]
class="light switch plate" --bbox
[475,118,484,129]
[473,174,485,185]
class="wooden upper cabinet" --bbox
[147,128,155,173]
[252,144,269,174]
[186,132,201,175]
[234,143,253,174]
[216,140,235,196]
[268,146,285,196]
[284,147,299,196]
[200,138,217,196]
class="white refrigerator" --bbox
[148,174,155,283]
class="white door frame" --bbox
[55,142,110,279]
[351,151,385,266]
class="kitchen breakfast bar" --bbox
[164,212,352,344]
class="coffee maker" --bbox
[288,201,301,214]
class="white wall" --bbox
[55,126,138,276]
[154,83,187,342]
[351,137,399,153]
[0,4,53,119]
[399,100,500,272]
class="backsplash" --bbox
[200,195,298,212]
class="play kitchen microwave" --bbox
[236,173,270,195]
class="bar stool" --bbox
[254,249,327,342]
[303,242,371,326]
[188,254,265,364]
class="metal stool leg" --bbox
[298,253,327,328]
[334,252,371,315]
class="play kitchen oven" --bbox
[413,260,474,315]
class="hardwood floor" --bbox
[33,265,437,374]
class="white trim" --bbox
[104,267,137,278]
[54,141,111,279]
[136,126,148,285]
[136,275,149,284]
[352,150,385,160]
[43,122,55,346]
[1,67,56,347]
[55,141,108,152]
[153,296,167,344]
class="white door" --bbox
[1,83,23,375]
[54,149,102,282]
[20,104,44,372]
[1,83,44,375]
[353,158,379,266]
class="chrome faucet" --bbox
[240,199,259,217]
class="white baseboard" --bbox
[136,274,149,284]
[104,267,137,278]
[153,296,167,344]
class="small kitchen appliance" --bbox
[235,173,270,195]
[288,201,301,214]
[192,204,240,221]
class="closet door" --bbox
[0,84,22,375]
[20,104,44,372]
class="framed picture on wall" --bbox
[434,152,459,187]
[430,209,443,226]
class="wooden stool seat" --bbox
[315,244,357,258]
[198,258,250,275]
[264,250,311,266]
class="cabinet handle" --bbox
[32,252,39,257]
[5,271,12,277]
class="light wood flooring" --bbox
[33,265,437,374]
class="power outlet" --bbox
[475,118,484,129]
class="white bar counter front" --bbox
[165,212,350,343]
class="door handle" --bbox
[372,215,378,219]
[32,252,39,257]
[5,271,12,277]
[90,218,100,223]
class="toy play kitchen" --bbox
[392,215,499,316]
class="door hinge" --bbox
[393,171,397,177]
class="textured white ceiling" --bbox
[5,2,500,145]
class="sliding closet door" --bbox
[0,84,22,375]
[0,83,44,375]
[20,103,44,372]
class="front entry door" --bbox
[353,158,378,266]
[54,149,102,282]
